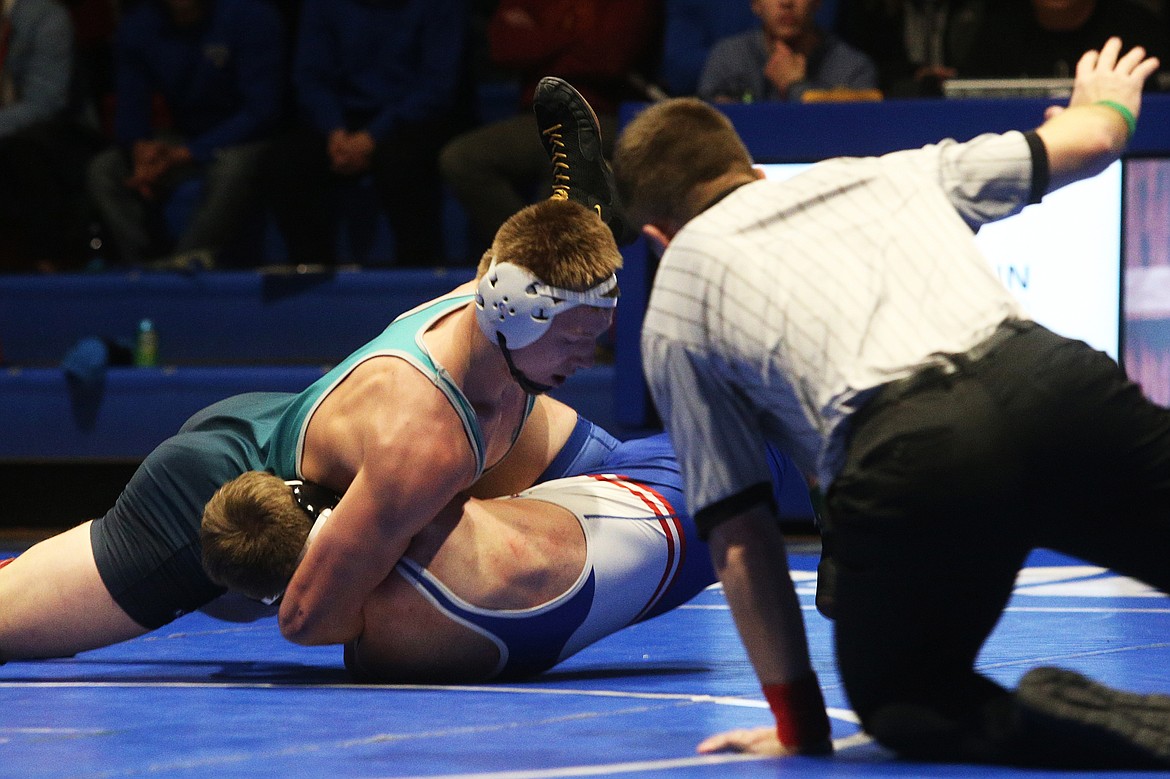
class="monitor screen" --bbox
[758,161,1122,359]
[1123,158,1170,406]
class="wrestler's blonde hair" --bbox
[201,471,310,601]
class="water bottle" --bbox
[135,318,158,367]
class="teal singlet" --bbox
[266,293,535,480]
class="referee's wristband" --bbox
[1094,100,1137,139]
[762,672,832,754]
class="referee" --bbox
[613,37,1170,769]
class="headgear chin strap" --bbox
[475,259,618,350]
[259,481,340,606]
[498,332,554,395]
[287,480,338,561]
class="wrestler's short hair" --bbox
[201,471,309,602]
[476,198,622,296]
[614,97,755,231]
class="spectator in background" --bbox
[0,0,96,271]
[0,0,71,137]
[261,0,466,268]
[658,0,758,97]
[439,0,661,262]
[963,0,1170,90]
[66,0,117,132]
[698,0,877,103]
[85,0,286,269]
[835,0,988,97]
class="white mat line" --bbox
[680,604,1170,614]
[388,753,774,779]
[0,680,834,711]
[1002,606,1170,614]
[67,699,711,778]
[390,732,873,779]
[4,681,733,697]
[977,641,1170,672]
[142,624,275,640]
[0,679,861,728]
[0,726,113,734]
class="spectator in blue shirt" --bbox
[699,0,877,103]
[260,0,466,267]
[85,0,286,268]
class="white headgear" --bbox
[475,259,618,349]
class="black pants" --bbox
[823,322,1170,765]
[262,120,449,266]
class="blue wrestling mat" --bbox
[2,543,1167,778]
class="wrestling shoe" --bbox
[532,76,638,245]
[1015,666,1170,769]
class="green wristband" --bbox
[1094,100,1137,139]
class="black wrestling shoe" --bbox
[1015,666,1170,769]
[532,76,638,245]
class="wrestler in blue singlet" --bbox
[390,433,804,680]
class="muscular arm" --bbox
[278,375,476,645]
[1034,38,1159,192]
[287,393,585,644]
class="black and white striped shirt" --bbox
[642,131,1038,515]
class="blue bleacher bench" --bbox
[0,267,618,461]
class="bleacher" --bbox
[0,267,621,525]
[6,94,1170,526]
[0,266,620,462]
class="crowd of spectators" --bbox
[0,0,1166,272]
[439,0,662,259]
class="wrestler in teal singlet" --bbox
[90,295,616,629]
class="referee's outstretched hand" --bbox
[1037,37,1159,189]
[1044,37,1159,123]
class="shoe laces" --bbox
[542,123,571,200]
